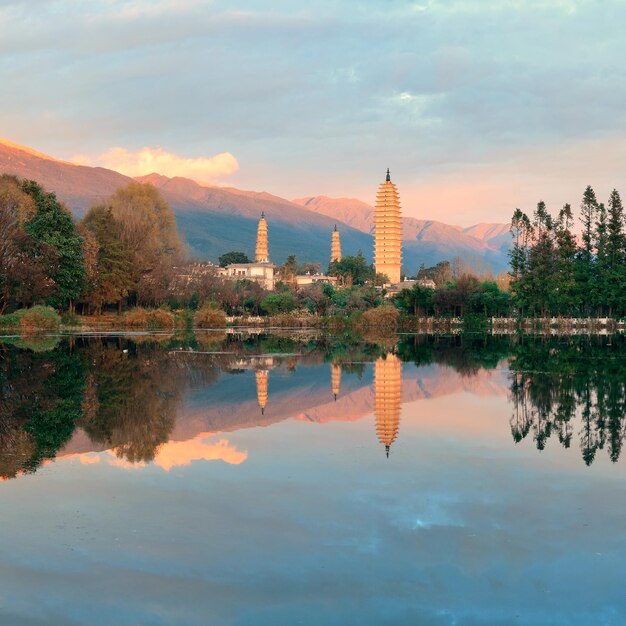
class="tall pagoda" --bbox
[331,225,342,264]
[374,169,402,284]
[255,212,269,263]
[374,353,402,457]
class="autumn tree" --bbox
[80,205,134,313]
[108,182,183,282]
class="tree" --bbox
[81,205,134,313]
[329,251,375,286]
[219,251,249,267]
[592,202,609,314]
[395,284,434,316]
[108,182,182,281]
[281,254,298,278]
[605,189,626,315]
[576,185,598,313]
[509,208,533,316]
[553,204,578,315]
[260,291,296,315]
[22,180,86,310]
[526,201,556,315]
[0,175,37,312]
[469,281,511,316]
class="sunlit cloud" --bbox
[73,146,239,184]
[58,433,248,471]
[153,435,248,470]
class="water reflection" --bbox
[374,354,402,457]
[4,333,626,479]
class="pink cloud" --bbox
[73,146,239,184]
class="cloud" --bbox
[74,146,239,184]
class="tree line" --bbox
[0,175,182,315]
[510,186,626,317]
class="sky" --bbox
[2,0,626,225]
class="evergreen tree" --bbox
[527,201,555,315]
[509,208,533,316]
[22,180,85,310]
[605,189,626,315]
[553,204,578,314]
[592,202,609,314]
[576,185,598,313]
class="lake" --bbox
[1,331,626,625]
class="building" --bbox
[384,277,436,298]
[331,225,342,264]
[220,263,275,290]
[294,274,337,288]
[218,214,276,290]
[374,353,402,457]
[374,169,402,285]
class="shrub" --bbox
[122,308,175,329]
[260,292,296,315]
[148,309,175,329]
[361,306,399,332]
[16,306,61,332]
[194,305,227,328]
[122,308,150,327]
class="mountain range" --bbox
[0,138,511,273]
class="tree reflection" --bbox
[509,336,626,466]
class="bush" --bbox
[361,306,399,332]
[12,306,61,332]
[122,308,175,329]
[194,305,227,328]
[260,292,296,315]
[148,309,176,329]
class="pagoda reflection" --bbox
[331,363,342,401]
[255,369,269,415]
[374,353,402,458]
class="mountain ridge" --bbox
[1,138,511,272]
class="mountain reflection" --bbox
[3,333,626,479]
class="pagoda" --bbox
[374,169,402,284]
[331,225,342,264]
[255,212,269,263]
[374,353,402,457]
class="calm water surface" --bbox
[1,332,626,625]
